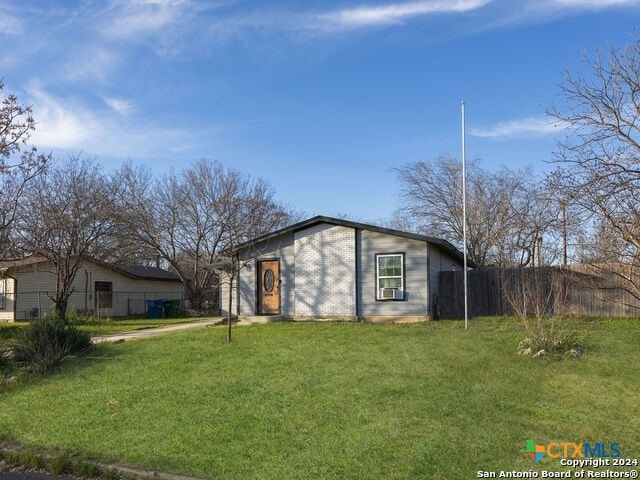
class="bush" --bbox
[0,344,13,371]
[517,328,584,359]
[12,315,92,374]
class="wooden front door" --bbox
[257,260,280,315]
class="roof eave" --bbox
[231,215,471,266]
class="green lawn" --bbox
[0,322,29,341]
[0,317,638,479]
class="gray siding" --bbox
[358,230,429,317]
[428,243,464,319]
[237,260,255,316]
[428,244,460,300]
[219,271,235,318]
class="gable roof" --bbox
[236,215,471,266]
[115,264,182,281]
[0,256,181,282]
[0,256,46,272]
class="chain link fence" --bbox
[10,290,184,320]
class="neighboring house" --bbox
[0,256,183,321]
[221,216,467,322]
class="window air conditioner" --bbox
[381,288,403,300]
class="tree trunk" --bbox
[184,284,205,312]
[54,296,69,321]
[226,275,233,343]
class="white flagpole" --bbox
[461,101,469,330]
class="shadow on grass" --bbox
[0,342,124,394]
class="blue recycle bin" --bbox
[146,299,165,319]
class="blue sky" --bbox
[2,0,640,223]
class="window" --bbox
[0,278,8,310]
[376,253,404,300]
[95,281,113,309]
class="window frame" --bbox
[375,252,406,301]
[0,277,7,310]
[95,281,113,309]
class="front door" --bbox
[257,260,280,315]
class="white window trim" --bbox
[376,253,404,301]
[0,278,6,310]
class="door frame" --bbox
[256,258,281,315]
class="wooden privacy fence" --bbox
[438,267,640,319]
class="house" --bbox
[220,216,467,322]
[0,256,183,321]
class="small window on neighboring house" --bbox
[376,254,405,300]
[95,281,113,309]
[0,278,7,310]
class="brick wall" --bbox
[294,223,356,317]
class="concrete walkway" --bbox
[92,317,222,344]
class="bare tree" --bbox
[395,155,467,243]
[502,267,579,357]
[115,159,295,314]
[549,38,640,300]
[0,80,49,255]
[395,155,561,267]
[579,217,640,302]
[215,175,294,342]
[17,156,118,318]
[506,177,569,268]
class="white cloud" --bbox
[314,0,491,30]
[516,0,640,22]
[103,97,135,115]
[0,12,23,36]
[62,48,120,84]
[28,86,99,149]
[551,0,639,7]
[466,0,640,33]
[26,84,197,159]
[470,116,568,139]
[102,0,190,40]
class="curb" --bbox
[0,441,208,480]
[94,463,207,480]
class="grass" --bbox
[0,317,638,479]
[0,322,29,340]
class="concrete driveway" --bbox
[92,317,222,344]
